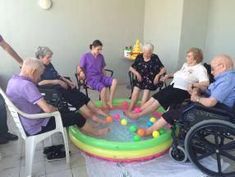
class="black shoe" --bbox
[43,144,64,155]
[3,132,18,141]
[46,148,66,161]
[0,136,9,144]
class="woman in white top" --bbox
[125,48,209,120]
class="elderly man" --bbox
[144,54,235,136]
[6,58,109,138]
[0,34,23,144]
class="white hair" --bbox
[21,58,45,75]
[142,43,154,52]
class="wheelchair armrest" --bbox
[183,103,235,119]
[104,69,114,77]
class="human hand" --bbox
[58,80,69,89]
[79,71,85,80]
[159,75,168,82]
[153,75,160,85]
[188,84,194,94]
[191,94,199,102]
[136,73,142,82]
[69,82,76,89]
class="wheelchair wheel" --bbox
[185,119,235,177]
[169,146,188,163]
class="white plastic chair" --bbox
[0,88,70,177]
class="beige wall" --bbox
[178,0,209,66]
[0,0,145,88]
[144,0,184,73]
[205,0,235,61]
[1,0,235,89]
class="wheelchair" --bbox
[169,102,235,177]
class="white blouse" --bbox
[171,63,209,91]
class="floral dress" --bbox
[132,54,164,90]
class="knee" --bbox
[112,78,117,85]
[100,87,107,93]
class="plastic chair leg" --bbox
[62,129,70,163]
[25,138,36,177]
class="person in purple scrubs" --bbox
[78,40,117,109]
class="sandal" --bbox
[43,144,64,155]
[46,148,66,161]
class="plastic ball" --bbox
[122,101,129,109]
[134,107,142,113]
[133,135,141,142]
[146,121,153,127]
[120,118,128,126]
[149,117,156,123]
[113,114,120,121]
[129,125,137,132]
[105,116,113,123]
[137,128,145,137]
[152,131,160,138]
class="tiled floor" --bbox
[0,84,131,177]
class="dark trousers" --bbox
[0,94,8,134]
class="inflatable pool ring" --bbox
[69,98,172,162]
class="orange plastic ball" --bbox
[106,116,113,123]
[137,128,145,137]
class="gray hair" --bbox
[142,43,154,52]
[21,58,45,75]
[35,46,53,59]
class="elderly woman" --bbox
[35,46,108,124]
[126,47,209,119]
[127,43,166,111]
[6,58,109,137]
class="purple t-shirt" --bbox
[80,52,106,81]
[6,75,49,135]
[0,34,3,43]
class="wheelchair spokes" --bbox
[185,119,235,177]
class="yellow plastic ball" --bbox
[149,117,156,123]
[121,119,127,126]
[152,131,160,138]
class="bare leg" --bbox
[145,117,167,136]
[100,87,108,108]
[87,101,109,117]
[125,98,160,119]
[140,97,157,110]
[80,122,109,137]
[128,87,140,112]
[79,105,106,124]
[108,78,117,109]
[141,89,150,107]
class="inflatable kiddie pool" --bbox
[69,98,172,162]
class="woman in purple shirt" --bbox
[78,40,117,109]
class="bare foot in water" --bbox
[107,101,113,110]
[96,127,110,136]
[96,108,109,117]
[124,110,139,120]
[91,115,107,125]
